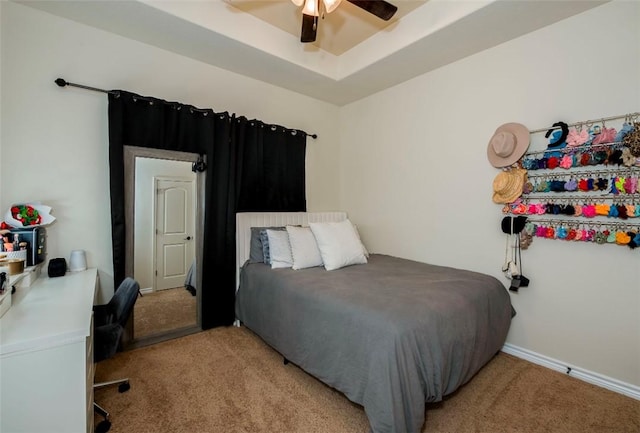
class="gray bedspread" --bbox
[235,254,513,433]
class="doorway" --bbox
[124,147,203,347]
[154,177,195,292]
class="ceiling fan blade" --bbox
[347,0,397,21]
[301,13,318,43]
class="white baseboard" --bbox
[501,343,640,401]
[140,287,153,295]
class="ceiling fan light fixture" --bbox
[323,0,342,14]
[301,0,320,17]
[295,0,398,44]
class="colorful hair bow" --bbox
[574,230,583,241]
[580,153,591,166]
[584,229,596,242]
[560,155,574,169]
[615,123,634,142]
[618,205,628,220]
[556,226,568,239]
[592,127,617,145]
[583,205,596,218]
[578,179,589,191]
[564,179,578,191]
[595,204,610,216]
[573,205,583,216]
[566,129,589,147]
[615,231,631,245]
[621,148,637,167]
[625,204,635,217]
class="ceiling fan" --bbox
[291,0,398,43]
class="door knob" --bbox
[184,236,192,241]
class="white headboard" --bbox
[235,212,347,288]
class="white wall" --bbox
[340,1,640,389]
[134,158,195,292]
[0,1,341,302]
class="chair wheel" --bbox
[118,382,130,393]
[96,420,111,433]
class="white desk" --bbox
[0,268,98,433]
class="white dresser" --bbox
[0,268,98,433]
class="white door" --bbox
[155,178,195,291]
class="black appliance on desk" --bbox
[9,226,47,267]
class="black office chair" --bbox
[93,277,140,433]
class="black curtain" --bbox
[108,91,307,328]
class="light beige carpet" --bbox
[95,326,640,433]
[133,287,196,338]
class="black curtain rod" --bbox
[55,78,318,139]
[55,78,117,95]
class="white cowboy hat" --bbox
[487,122,530,168]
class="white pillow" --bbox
[351,223,370,258]
[309,219,368,271]
[286,226,323,270]
[266,229,293,269]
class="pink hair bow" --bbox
[592,127,617,145]
[566,128,589,147]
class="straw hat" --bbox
[492,168,527,204]
[487,123,530,168]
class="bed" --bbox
[235,212,513,433]
[184,261,197,296]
